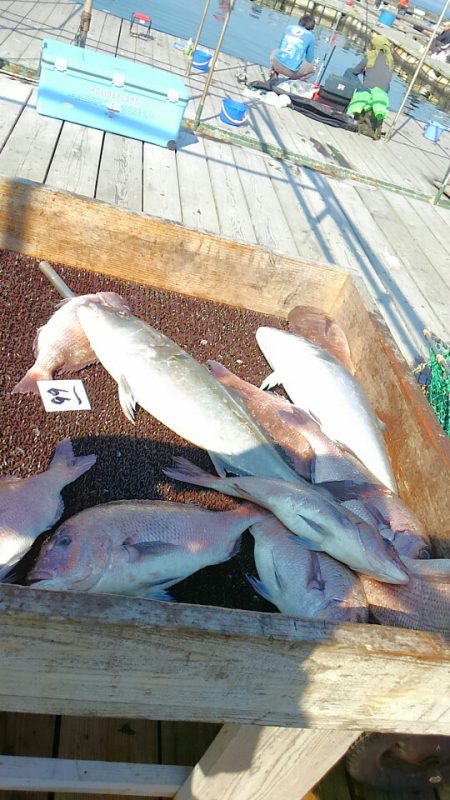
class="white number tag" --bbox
[37,380,91,412]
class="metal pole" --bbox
[432,162,450,205]
[385,0,450,142]
[193,0,235,130]
[185,0,213,77]
[74,0,94,48]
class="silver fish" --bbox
[164,457,409,584]
[28,499,267,596]
[76,303,302,481]
[256,326,397,492]
[0,439,96,579]
[249,517,368,622]
[12,292,130,395]
[278,405,431,560]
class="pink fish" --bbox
[361,558,450,632]
[288,305,354,375]
[28,499,267,596]
[12,292,131,395]
[207,360,312,479]
[0,439,96,579]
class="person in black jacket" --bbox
[351,34,393,92]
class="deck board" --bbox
[95,133,143,212]
[0,89,61,182]
[45,121,103,196]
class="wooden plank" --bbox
[45,122,103,198]
[303,760,353,800]
[231,145,299,256]
[56,716,160,800]
[0,90,62,182]
[202,137,257,244]
[0,179,346,313]
[0,585,448,733]
[175,133,220,235]
[160,722,221,768]
[96,134,143,212]
[0,712,56,800]
[0,755,190,796]
[0,74,32,150]
[174,724,360,800]
[143,143,182,223]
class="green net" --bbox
[419,344,450,437]
[426,349,450,436]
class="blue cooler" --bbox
[378,9,396,25]
[37,39,189,149]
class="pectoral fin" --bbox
[307,551,325,591]
[260,371,280,391]
[118,375,137,424]
[123,540,183,562]
[246,574,274,603]
[146,587,174,601]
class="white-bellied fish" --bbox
[249,517,368,622]
[12,292,131,395]
[164,458,409,584]
[0,439,96,579]
[76,303,303,481]
[256,326,397,492]
[28,499,267,596]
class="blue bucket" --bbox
[424,120,447,143]
[192,49,212,72]
[220,98,248,126]
[378,9,396,25]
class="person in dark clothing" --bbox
[429,22,450,57]
[351,33,393,92]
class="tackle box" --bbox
[318,73,361,108]
[37,39,189,149]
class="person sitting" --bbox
[269,14,316,83]
[351,33,393,92]
[429,21,450,58]
[347,35,393,140]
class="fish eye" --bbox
[55,535,72,547]
[418,547,431,559]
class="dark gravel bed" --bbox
[0,249,288,612]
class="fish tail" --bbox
[163,457,217,489]
[49,438,97,481]
[11,366,51,395]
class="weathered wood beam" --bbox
[0,585,448,734]
[174,724,360,800]
[0,755,190,795]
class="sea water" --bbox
[85,0,450,125]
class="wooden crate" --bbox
[0,177,449,799]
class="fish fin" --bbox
[295,514,325,543]
[123,540,184,562]
[270,550,287,592]
[289,530,323,551]
[208,452,228,478]
[260,371,280,391]
[49,438,97,480]
[225,537,241,561]
[11,366,50,395]
[146,587,174,602]
[376,415,387,432]
[246,574,274,603]
[307,551,325,591]
[163,457,215,488]
[207,360,230,379]
[319,480,386,501]
[118,375,137,424]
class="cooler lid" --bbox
[40,38,190,101]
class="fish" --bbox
[288,305,355,375]
[12,292,131,395]
[255,326,397,493]
[207,360,312,479]
[164,457,409,584]
[0,438,96,580]
[361,558,450,632]
[248,517,368,622]
[76,303,303,482]
[278,405,431,560]
[28,499,267,596]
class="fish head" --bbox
[28,519,113,591]
[76,301,136,361]
[95,292,132,314]
[392,530,432,561]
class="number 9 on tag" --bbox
[37,380,91,412]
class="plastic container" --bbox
[378,9,396,25]
[37,39,189,149]
[192,50,212,72]
[424,120,447,143]
[219,98,248,126]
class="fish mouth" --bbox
[27,568,56,583]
